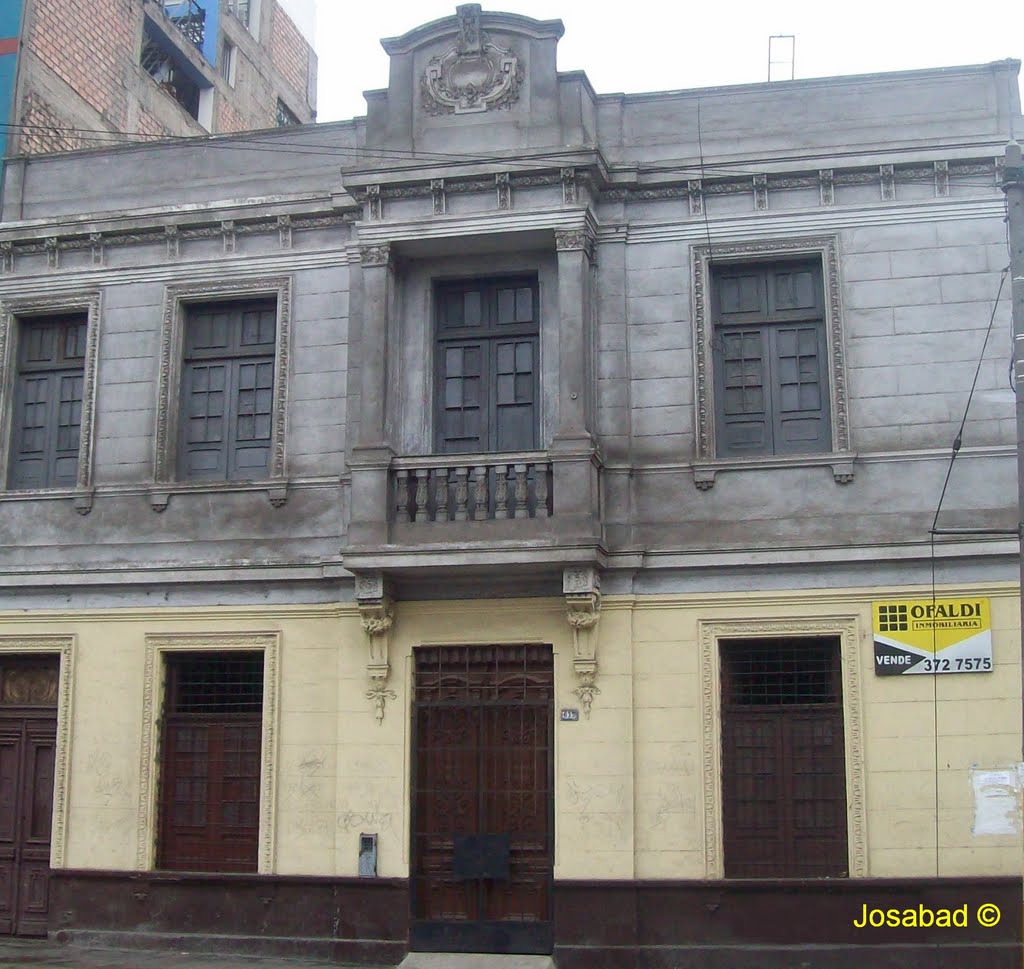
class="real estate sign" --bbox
[873,598,993,675]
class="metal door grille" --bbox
[412,645,553,954]
[721,637,848,878]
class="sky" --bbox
[308,0,1023,124]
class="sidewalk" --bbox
[0,939,350,969]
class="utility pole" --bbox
[1003,141,1024,895]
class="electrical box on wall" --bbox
[358,833,377,876]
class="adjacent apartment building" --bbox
[0,0,316,165]
[0,5,1020,967]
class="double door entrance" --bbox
[411,644,554,954]
[0,657,59,937]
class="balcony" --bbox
[344,447,605,575]
[393,453,551,524]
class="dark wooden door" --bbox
[157,653,264,873]
[720,637,848,878]
[411,645,553,954]
[0,659,59,938]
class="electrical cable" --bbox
[929,267,1008,535]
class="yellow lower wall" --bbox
[1,581,1018,881]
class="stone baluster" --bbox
[535,463,549,518]
[395,469,410,523]
[494,464,509,519]
[454,467,470,521]
[414,470,429,523]
[434,469,450,522]
[473,465,489,520]
[514,464,529,519]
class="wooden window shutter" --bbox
[435,277,538,454]
[9,316,86,489]
[179,301,275,481]
[713,262,830,458]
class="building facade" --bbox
[0,5,1021,966]
[0,0,315,164]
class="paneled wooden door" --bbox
[0,659,60,937]
[411,645,554,954]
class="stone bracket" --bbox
[356,571,396,724]
[73,489,95,516]
[564,566,601,718]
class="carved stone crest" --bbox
[421,4,524,115]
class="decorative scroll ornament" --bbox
[421,4,524,115]
[356,572,396,725]
[564,567,602,718]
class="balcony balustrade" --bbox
[392,453,552,524]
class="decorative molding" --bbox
[139,633,279,873]
[934,160,949,198]
[496,172,511,210]
[164,225,179,258]
[554,227,596,262]
[355,571,396,724]
[691,235,852,478]
[277,215,293,249]
[0,290,102,503]
[688,179,703,216]
[89,233,104,267]
[420,6,524,116]
[1,242,13,274]
[359,243,391,268]
[819,169,834,206]
[45,238,58,269]
[561,168,578,205]
[879,164,895,201]
[431,179,446,216]
[564,567,601,718]
[152,276,292,495]
[367,184,382,222]
[0,636,74,869]
[221,220,236,254]
[698,616,865,879]
[768,174,817,190]
[753,173,768,211]
[510,173,560,189]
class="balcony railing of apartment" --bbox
[224,0,251,27]
[392,453,552,524]
[163,0,206,50]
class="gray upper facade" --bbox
[0,4,1019,603]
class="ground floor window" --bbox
[720,636,848,878]
[156,652,263,873]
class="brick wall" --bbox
[268,0,308,107]
[27,0,138,128]
[18,90,83,153]
[216,93,251,134]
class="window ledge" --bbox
[0,487,96,514]
[149,479,288,512]
[692,453,856,490]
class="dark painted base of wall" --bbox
[52,872,1023,968]
[553,877,1024,969]
[50,871,408,965]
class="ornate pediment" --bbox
[421,4,524,115]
